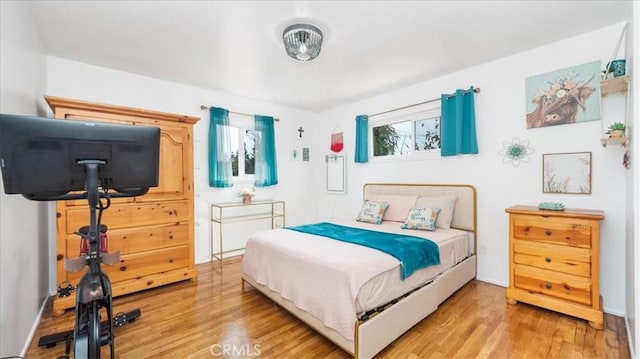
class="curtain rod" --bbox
[200,105,280,122]
[368,87,480,118]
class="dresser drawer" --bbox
[67,245,190,284]
[66,222,189,256]
[65,200,189,233]
[514,264,591,305]
[513,240,591,277]
[512,215,592,248]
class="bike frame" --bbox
[73,160,115,359]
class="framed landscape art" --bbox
[543,152,592,194]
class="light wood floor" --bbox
[27,256,630,358]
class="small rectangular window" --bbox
[230,126,256,178]
[372,121,412,157]
[371,108,440,159]
[414,116,441,151]
[244,130,255,175]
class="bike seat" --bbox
[78,224,108,235]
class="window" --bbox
[372,108,441,159]
[414,116,440,151]
[228,113,256,179]
[229,126,255,178]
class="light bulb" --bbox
[299,43,307,54]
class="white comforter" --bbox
[243,221,443,342]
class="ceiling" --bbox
[25,1,632,112]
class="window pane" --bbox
[414,116,441,151]
[229,127,239,176]
[373,121,411,157]
[244,130,255,175]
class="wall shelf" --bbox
[600,76,629,96]
[599,75,630,148]
[600,136,629,147]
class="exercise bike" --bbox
[0,113,160,359]
[37,160,142,359]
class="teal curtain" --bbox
[254,115,278,187]
[208,107,233,187]
[354,115,369,163]
[440,87,478,156]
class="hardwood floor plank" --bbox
[26,257,630,358]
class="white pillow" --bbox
[415,195,457,229]
[366,194,418,222]
[356,200,389,225]
[401,207,440,231]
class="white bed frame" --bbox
[242,183,477,358]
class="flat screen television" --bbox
[0,113,161,200]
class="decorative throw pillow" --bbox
[356,200,389,224]
[415,195,457,229]
[401,207,441,231]
[366,194,418,222]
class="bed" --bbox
[241,183,477,358]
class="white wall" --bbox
[45,57,320,265]
[0,1,49,357]
[316,23,630,316]
[628,2,639,357]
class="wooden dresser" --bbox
[505,205,605,329]
[46,96,199,315]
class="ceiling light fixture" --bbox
[283,23,323,61]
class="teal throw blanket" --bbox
[285,222,440,280]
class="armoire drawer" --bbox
[65,222,189,256]
[66,245,190,284]
[512,215,592,248]
[64,200,189,232]
[514,264,592,306]
[513,239,591,277]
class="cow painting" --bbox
[525,62,601,129]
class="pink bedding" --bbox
[241,220,469,342]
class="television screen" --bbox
[0,113,160,200]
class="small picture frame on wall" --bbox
[542,152,592,194]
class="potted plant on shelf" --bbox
[607,122,626,138]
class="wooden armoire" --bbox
[45,96,199,315]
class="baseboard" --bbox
[624,315,635,359]
[475,276,507,288]
[20,295,50,357]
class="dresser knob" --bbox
[169,235,174,240]
[545,230,552,236]
[545,257,551,263]
[545,283,552,290]
[169,258,174,263]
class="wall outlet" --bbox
[479,245,487,256]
